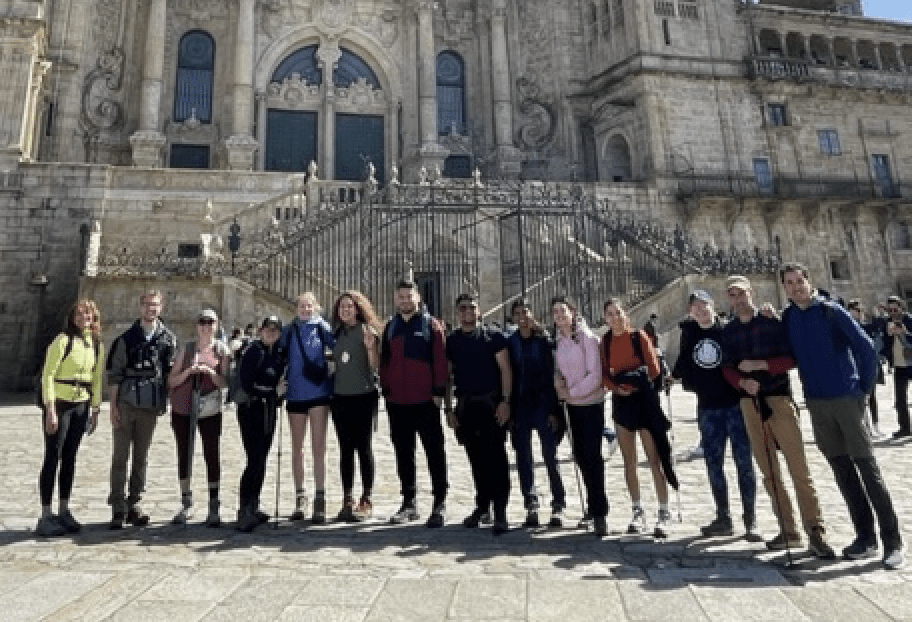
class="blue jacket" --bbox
[281,317,335,402]
[783,296,877,400]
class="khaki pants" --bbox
[740,395,824,536]
[108,402,160,515]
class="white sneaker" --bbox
[654,509,672,538]
[627,506,646,534]
[172,503,194,525]
[884,546,906,570]
[689,445,704,458]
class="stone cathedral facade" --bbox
[1,0,912,388]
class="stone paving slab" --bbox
[0,376,910,619]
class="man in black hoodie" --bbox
[673,289,759,541]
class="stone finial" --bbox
[390,164,400,186]
[432,165,443,185]
[308,160,319,181]
[404,259,414,282]
[472,167,484,188]
[204,198,214,222]
[418,166,429,186]
[366,162,376,184]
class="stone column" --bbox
[803,35,812,61]
[873,44,883,70]
[225,0,258,170]
[778,32,787,57]
[129,0,168,167]
[21,60,50,162]
[255,91,267,170]
[850,38,859,67]
[490,0,520,175]
[826,38,836,66]
[414,0,446,172]
[316,43,341,179]
[0,13,47,170]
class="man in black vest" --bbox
[444,293,513,535]
[106,290,177,529]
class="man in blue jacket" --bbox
[781,263,904,569]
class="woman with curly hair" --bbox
[329,290,383,521]
[36,299,105,536]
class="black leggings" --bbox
[330,391,378,496]
[39,400,88,506]
[171,412,222,483]
[237,399,276,507]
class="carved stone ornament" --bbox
[514,75,556,151]
[174,0,229,21]
[335,77,386,109]
[267,73,322,107]
[80,48,125,133]
[165,112,220,143]
[317,0,353,32]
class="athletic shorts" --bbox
[286,396,333,414]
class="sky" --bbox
[863,0,911,22]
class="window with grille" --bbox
[614,0,624,29]
[334,48,381,88]
[767,103,787,127]
[602,0,612,37]
[437,51,466,136]
[174,31,214,123]
[678,2,699,19]
[271,45,323,84]
[817,129,841,156]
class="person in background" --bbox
[881,295,912,439]
[847,299,886,438]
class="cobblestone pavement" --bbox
[2,374,911,621]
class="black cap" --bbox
[261,315,282,330]
[455,293,478,307]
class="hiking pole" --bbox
[665,385,683,523]
[758,402,794,567]
[274,398,284,529]
[561,402,589,529]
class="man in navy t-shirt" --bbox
[444,293,513,535]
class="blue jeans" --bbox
[511,397,565,510]
[698,404,756,520]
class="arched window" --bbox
[437,51,466,136]
[272,45,323,84]
[174,31,215,123]
[334,48,381,88]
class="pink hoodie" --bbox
[555,324,605,406]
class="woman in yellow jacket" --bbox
[36,299,105,537]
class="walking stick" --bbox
[757,398,794,567]
[664,385,683,523]
[274,398,284,529]
[561,402,589,529]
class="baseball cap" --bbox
[725,275,752,292]
[198,308,218,322]
[688,289,713,304]
[455,293,478,307]
[261,315,282,330]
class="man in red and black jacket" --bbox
[379,280,449,527]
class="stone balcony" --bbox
[748,55,912,91]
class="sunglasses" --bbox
[889,307,903,313]
[458,305,478,312]
[198,318,216,325]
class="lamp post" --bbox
[228,218,241,275]
[30,273,49,382]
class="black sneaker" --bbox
[700,515,734,537]
[126,506,150,527]
[425,501,445,528]
[57,509,82,534]
[109,512,126,530]
[594,515,608,537]
[491,511,508,536]
[522,509,540,528]
[843,537,878,560]
[389,502,420,525]
[808,526,836,559]
[891,429,911,439]
[35,515,66,537]
[462,508,486,528]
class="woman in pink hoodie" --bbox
[552,296,608,536]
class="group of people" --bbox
[33,266,906,569]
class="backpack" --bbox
[603,329,663,392]
[34,334,100,408]
[226,339,263,405]
[380,311,434,365]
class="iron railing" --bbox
[676,173,902,200]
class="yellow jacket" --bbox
[41,332,105,408]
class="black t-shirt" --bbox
[446,326,508,397]
[673,318,741,410]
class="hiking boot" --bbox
[808,526,835,559]
[548,507,564,528]
[654,509,672,538]
[425,500,446,528]
[627,507,646,534]
[523,509,540,528]
[766,531,802,551]
[578,511,593,530]
[35,515,66,537]
[205,499,222,528]
[389,501,420,525]
[312,494,326,524]
[353,498,372,522]
[700,515,734,537]
[255,510,270,524]
[462,507,486,528]
[843,537,878,560]
[57,509,82,534]
[172,496,194,525]
[594,515,608,537]
[480,510,492,525]
[236,506,260,533]
[743,515,764,543]
[109,512,125,530]
[337,498,356,523]
[126,505,150,527]
[491,510,508,536]
[883,546,906,570]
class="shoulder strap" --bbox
[61,335,75,365]
[629,330,647,365]
[183,340,198,368]
[292,321,309,360]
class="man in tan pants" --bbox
[720,275,835,558]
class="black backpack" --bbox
[34,335,100,408]
[603,329,663,392]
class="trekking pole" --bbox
[274,398,284,529]
[758,403,794,567]
[561,402,589,529]
[665,385,683,523]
